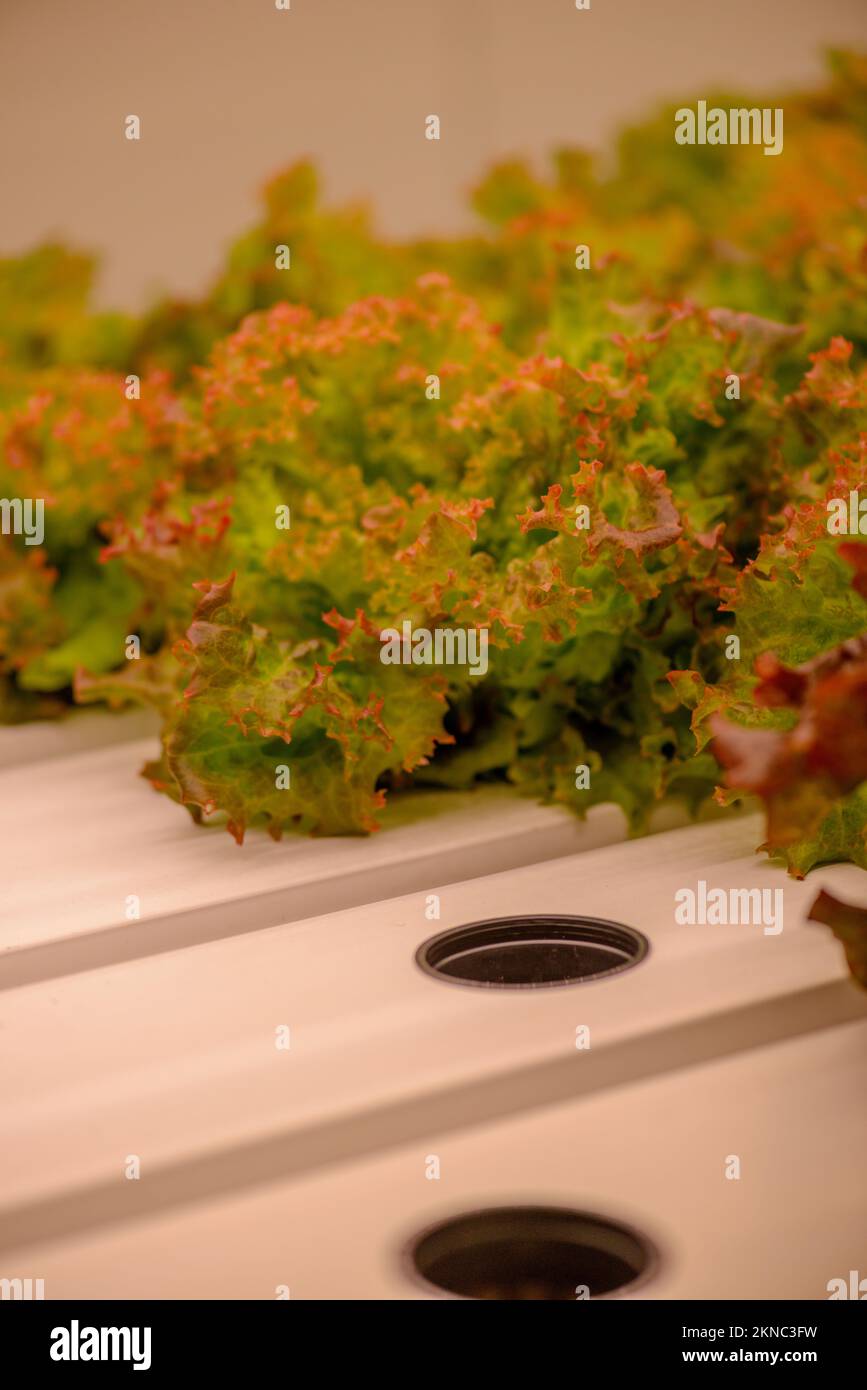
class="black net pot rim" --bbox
[415,913,650,990]
[401,1203,663,1301]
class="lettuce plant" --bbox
[74,283,839,849]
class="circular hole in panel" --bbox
[408,1206,657,1300]
[416,915,648,988]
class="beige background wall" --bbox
[1,0,866,309]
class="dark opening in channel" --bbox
[409,1206,656,1300]
[416,915,648,988]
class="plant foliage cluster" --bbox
[2,53,867,882]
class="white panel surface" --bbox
[3,1020,864,1299]
[1,814,864,1249]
